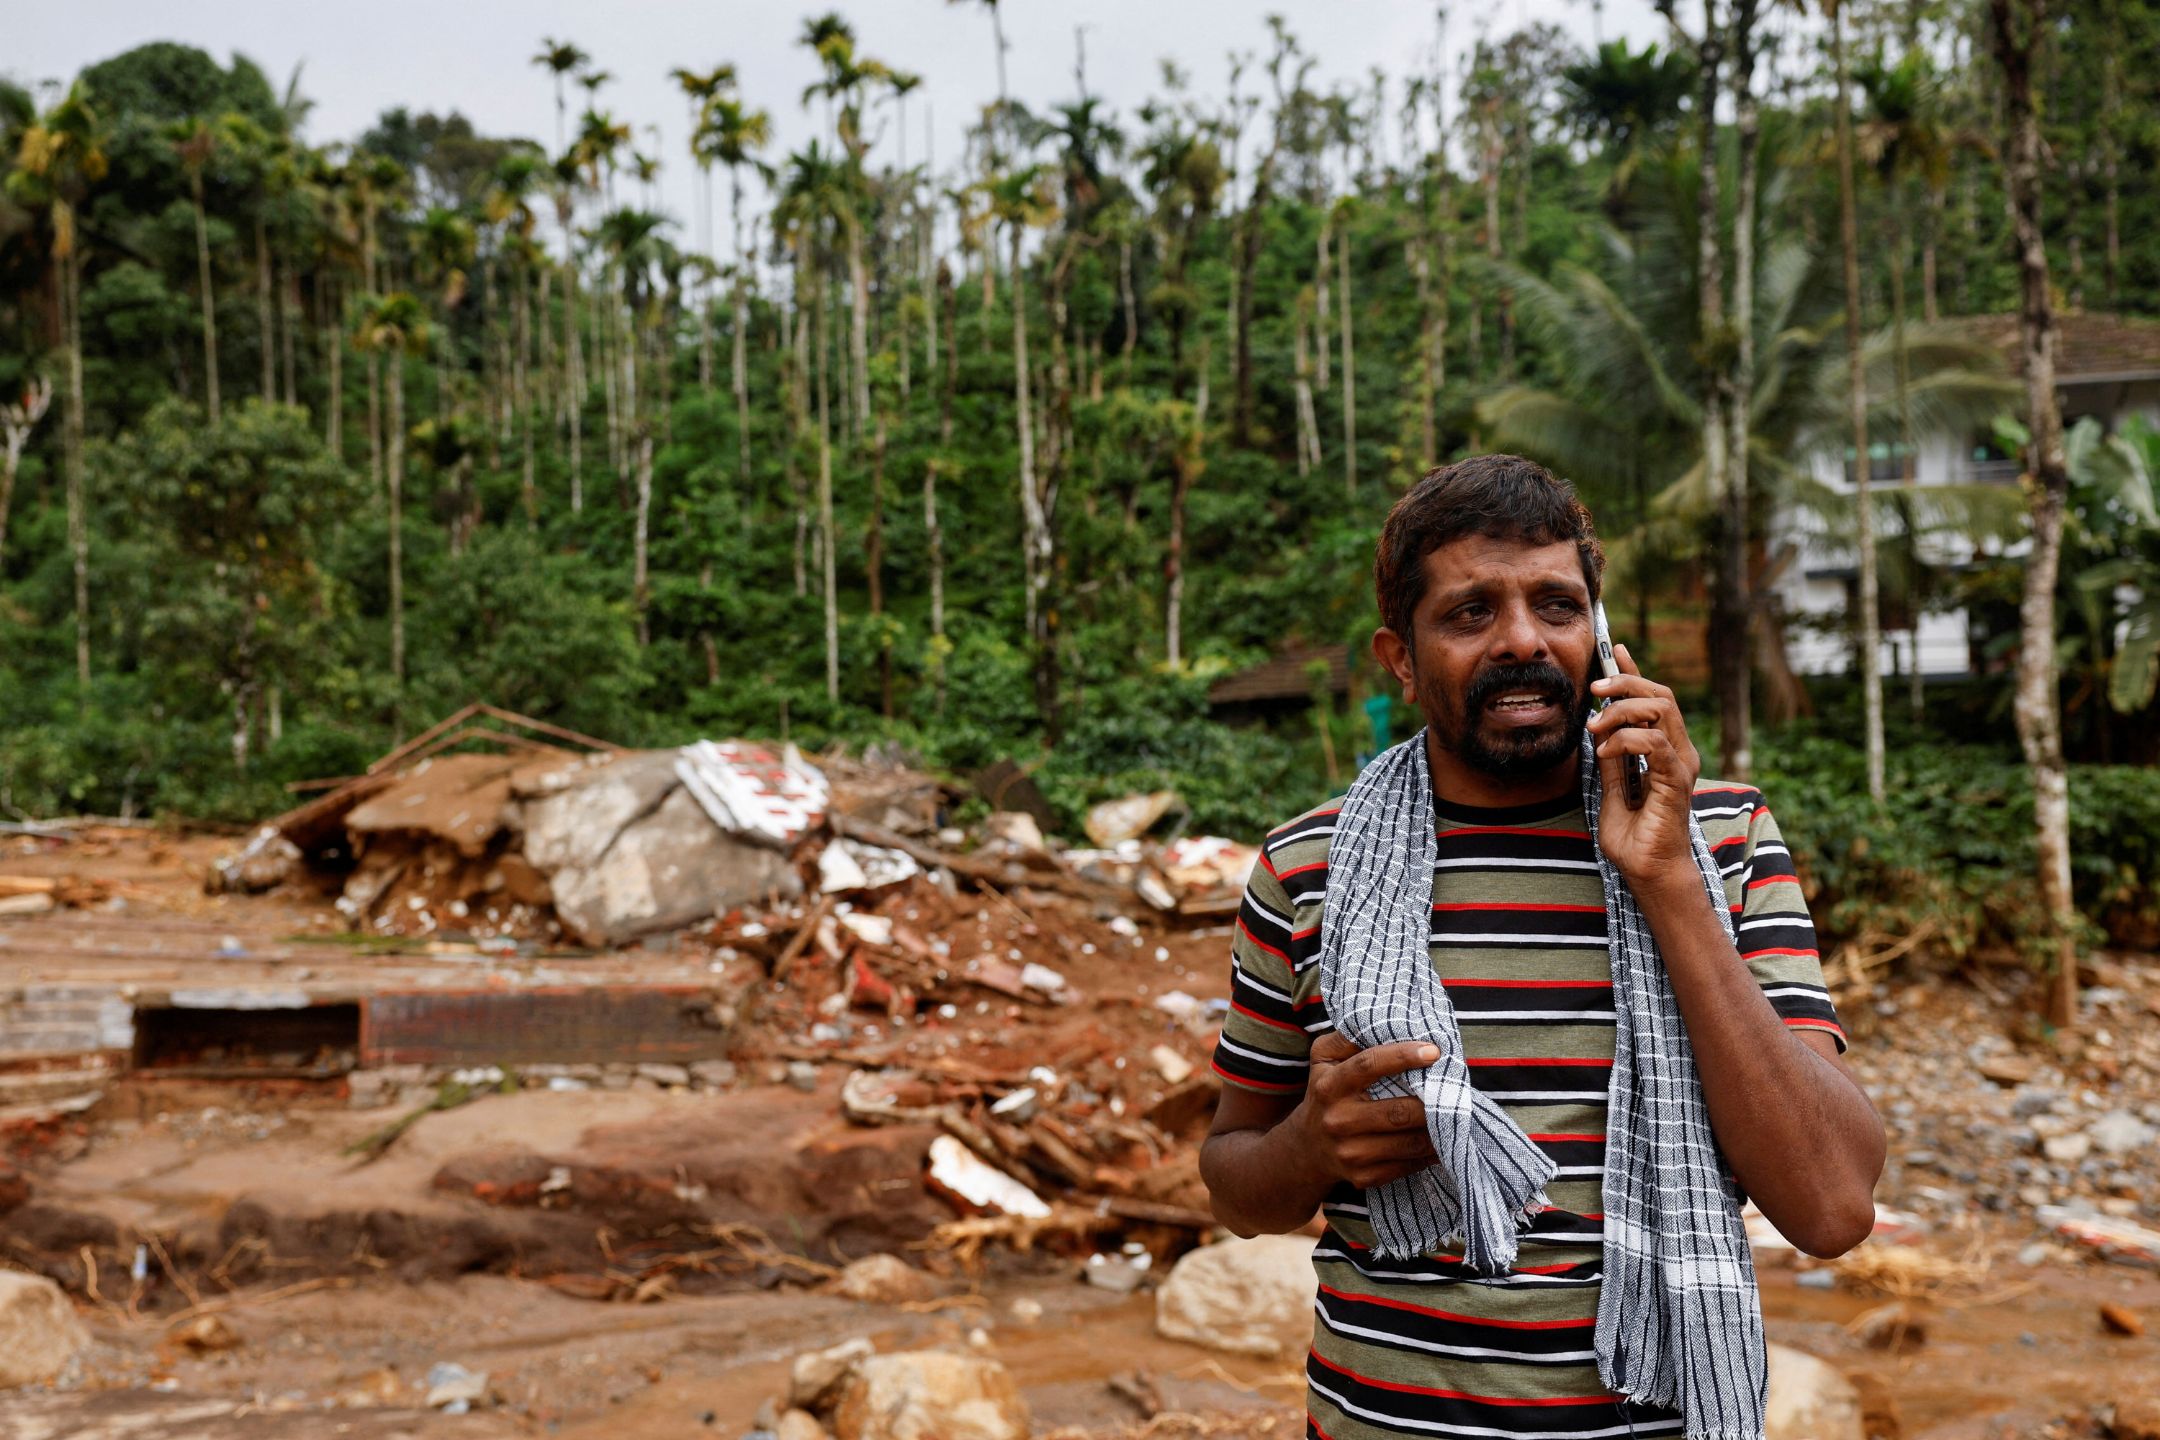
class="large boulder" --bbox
[520,754,799,946]
[1154,1234,1318,1358]
[829,1352,1027,1440]
[0,1271,89,1388]
[1766,1343,1864,1440]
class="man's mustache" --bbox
[1463,660,1579,714]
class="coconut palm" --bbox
[670,64,737,389]
[6,81,107,690]
[774,143,853,702]
[169,118,223,421]
[1477,183,2016,719]
[354,292,430,724]
[696,96,773,493]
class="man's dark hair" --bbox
[1374,454,1606,638]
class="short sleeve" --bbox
[1716,791,1847,1052]
[1209,847,1325,1094]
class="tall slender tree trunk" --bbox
[1719,0,1763,783]
[816,272,839,703]
[1832,0,1885,802]
[788,261,809,596]
[733,178,753,499]
[566,261,585,512]
[325,277,344,455]
[193,173,221,423]
[386,348,405,730]
[1166,347,1209,666]
[518,266,537,523]
[1314,209,1332,391]
[1118,237,1138,378]
[367,353,383,492]
[848,223,870,445]
[1685,0,1736,775]
[870,412,891,717]
[62,257,90,694]
[1988,0,2077,1028]
[1338,212,1357,496]
[1293,302,1318,477]
[256,215,275,403]
[1010,224,1046,651]
[281,261,300,406]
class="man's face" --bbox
[1374,535,1598,783]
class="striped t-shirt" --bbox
[1209,781,1845,1440]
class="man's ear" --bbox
[1371,627,1414,697]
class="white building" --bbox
[1776,312,2160,681]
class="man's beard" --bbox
[1426,657,1596,781]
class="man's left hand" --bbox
[1585,641,1704,889]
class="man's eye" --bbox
[1451,605,1489,625]
[1541,600,1582,617]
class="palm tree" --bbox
[947,0,1012,157]
[169,118,223,422]
[774,143,852,702]
[487,150,547,521]
[799,17,891,443]
[1476,194,2014,701]
[983,163,1059,706]
[354,292,430,731]
[595,207,672,643]
[696,96,773,495]
[532,39,589,155]
[6,81,107,692]
[1828,0,1884,802]
[670,64,737,390]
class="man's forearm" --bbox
[1200,1111,1333,1237]
[1635,874,1884,1256]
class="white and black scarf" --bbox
[1317,728,1765,1439]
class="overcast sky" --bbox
[13,0,1711,256]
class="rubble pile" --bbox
[1858,955,2160,1253]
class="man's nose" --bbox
[1488,600,1547,661]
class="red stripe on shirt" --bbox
[1745,874,1801,890]
[1209,1058,1303,1093]
[1236,917,1291,961]
[1741,946,1820,959]
[1308,1349,1613,1405]
[1317,1282,1595,1331]
[1230,1000,1305,1034]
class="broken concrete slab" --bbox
[542,785,799,947]
[0,1270,88,1387]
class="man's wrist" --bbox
[1626,864,1721,925]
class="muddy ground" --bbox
[2,827,2157,1439]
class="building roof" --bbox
[1206,642,1351,706]
[1944,311,2160,384]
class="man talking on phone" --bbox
[1199,455,1882,1440]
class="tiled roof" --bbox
[1943,311,2160,382]
[1206,642,1351,705]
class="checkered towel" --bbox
[1317,729,1766,1439]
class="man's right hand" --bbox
[1290,1031,1442,1190]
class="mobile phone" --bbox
[1592,602,1648,810]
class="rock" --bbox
[1149,1045,1193,1085]
[788,1061,821,1093]
[635,1062,692,1088]
[2113,1396,2160,1440]
[520,752,802,945]
[2043,1132,2093,1164]
[168,1313,243,1353]
[690,1059,738,1089]
[790,1338,875,1411]
[778,1409,830,1440]
[833,1254,936,1305]
[1765,1343,1863,1440]
[983,811,1047,853]
[2088,1111,2156,1156]
[1978,1054,2037,1086]
[829,1352,1028,1440]
[1850,1301,1927,1352]
[2100,1303,2145,1337]
[424,1361,490,1409]
[1154,1235,1318,1359]
[0,1271,88,1387]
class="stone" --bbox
[0,1271,88,1387]
[832,1254,936,1305]
[2113,1396,2160,1440]
[2044,1132,2093,1164]
[829,1351,1028,1440]
[168,1313,243,1353]
[635,1062,692,1088]
[1765,1343,1863,1440]
[1154,1234,1318,1359]
[790,1338,875,1411]
[1978,1053,2037,1085]
[2100,1303,2145,1337]
[2088,1111,2156,1156]
[1850,1301,1927,1352]
[777,1409,830,1440]
[690,1059,738,1089]
[424,1361,490,1409]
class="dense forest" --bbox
[2,0,2157,958]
